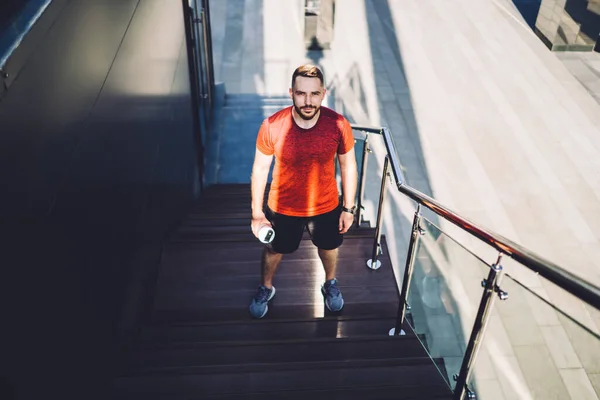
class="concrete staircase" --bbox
[110,184,454,399]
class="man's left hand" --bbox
[338,211,354,234]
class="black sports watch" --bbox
[342,205,356,215]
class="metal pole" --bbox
[203,0,215,103]
[367,156,389,270]
[200,0,214,116]
[196,0,210,156]
[355,134,370,227]
[181,0,205,193]
[393,204,422,335]
[454,254,505,400]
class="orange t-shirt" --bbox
[256,106,355,217]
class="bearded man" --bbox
[249,64,358,319]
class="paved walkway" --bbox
[557,52,600,106]
[208,1,600,399]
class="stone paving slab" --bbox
[557,52,600,105]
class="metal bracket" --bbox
[481,279,508,300]
[367,259,382,270]
[388,327,406,336]
[452,376,477,399]
[366,244,383,270]
[480,257,507,300]
[378,243,383,256]
[0,68,8,79]
[466,388,477,399]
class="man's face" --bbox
[289,76,326,121]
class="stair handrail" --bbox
[353,124,600,398]
[351,124,600,311]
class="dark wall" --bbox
[565,0,600,45]
[512,0,543,29]
[0,1,200,398]
[0,0,50,61]
[0,0,28,31]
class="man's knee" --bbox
[314,238,342,251]
[318,247,338,254]
[268,242,300,254]
[265,245,283,256]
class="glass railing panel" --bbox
[467,267,600,399]
[406,216,494,391]
[342,134,365,184]
[348,131,368,220]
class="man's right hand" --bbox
[251,214,271,238]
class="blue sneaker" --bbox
[322,278,344,312]
[249,285,276,318]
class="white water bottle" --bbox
[258,224,275,244]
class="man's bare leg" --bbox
[318,248,343,311]
[318,248,338,281]
[262,247,283,288]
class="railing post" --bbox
[367,156,390,270]
[200,0,215,115]
[355,133,370,227]
[391,204,423,336]
[454,254,507,400]
[181,0,205,193]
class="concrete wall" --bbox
[0,1,200,398]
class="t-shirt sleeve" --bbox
[337,118,355,155]
[256,119,274,155]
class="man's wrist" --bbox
[252,210,265,219]
[341,205,356,215]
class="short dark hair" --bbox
[291,64,324,88]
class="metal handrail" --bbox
[351,124,600,311]
[182,0,208,192]
[201,0,215,114]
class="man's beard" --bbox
[293,103,320,121]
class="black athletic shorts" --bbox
[265,204,344,254]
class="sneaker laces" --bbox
[325,280,340,297]
[254,286,271,302]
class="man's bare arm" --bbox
[337,148,358,233]
[338,148,358,208]
[251,148,274,236]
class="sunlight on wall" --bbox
[262,0,307,95]
[309,245,326,318]
[112,0,185,97]
[325,0,381,126]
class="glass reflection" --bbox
[535,0,600,50]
